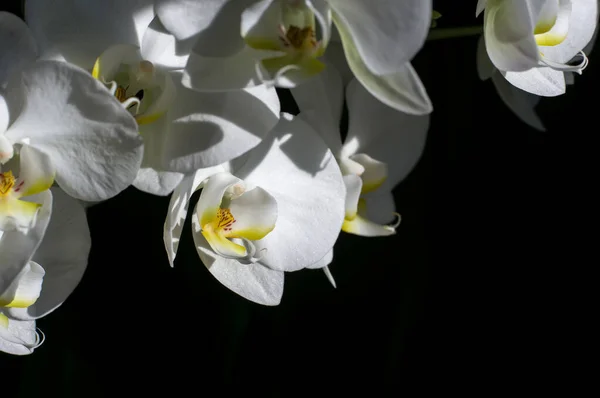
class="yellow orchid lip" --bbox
[0,171,42,231]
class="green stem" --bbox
[427,26,484,41]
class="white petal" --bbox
[476,35,496,81]
[322,41,354,86]
[192,213,284,306]
[328,0,431,75]
[483,0,540,72]
[291,62,344,153]
[476,0,488,17]
[363,191,397,225]
[333,14,432,115]
[5,188,90,320]
[0,315,41,355]
[14,145,55,198]
[306,249,333,269]
[343,174,362,220]
[0,261,44,309]
[162,72,280,173]
[25,0,154,68]
[0,12,37,89]
[132,168,184,196]
[228,187,278,239]
[182,46,268,92]
[491,72,545,131]
[141,17,191,70]
[342,79,429,188]
[539,0,598,63]
[0,190,51,300]
[234,114,345,272]
[0,96,9,136]
[342,213,396,237]
[241,0,280,42]
[90,44,143,82]
[155,0,238,41]
[349,153,387,194]
[164,166,225,267]
[502,67,566,97]
[5,60,144,201]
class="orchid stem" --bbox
[427,26,484,41]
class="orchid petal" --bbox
[192,225,284,306]
[363,191,397,225]
[155,0,238,41]
[291,61,344,153]
[234,113,345,272]
[343,79,429,188]
[0,147,53,232]
[491,73,545,131]
[13,145,55,198]
[539,0,598,63]
[476,0,488,17]
[5,60,143,201]
[0,12,37,89]
[91,44,143,82]
[342,199,396,237]
[342,174,361,220]
[306,249,333,269]
[333,14,431,114]
[322,41,354,86]
[476,36,495,81]
[328,0,431,75]
[502,67,566,97]
[0,315,41,355]
[162,72,280,172]
[25,0,154,68]
[133,168,184,196]
[182,46,270,92]
[0,261,44,308]
[227,187,277,241]
[141,17,191,70]
[164,166,225,267]
[5,188,90,320]
[0,97,8,136]
[0,190,51,301]
[483,0,540,71]
[349,154,387,194]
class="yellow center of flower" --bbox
[0,171,16,196]
[215,208,236,232]
[281,25,317,51]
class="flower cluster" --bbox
[0,0,596,354]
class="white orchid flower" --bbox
[478,0,598,96]
[164,113,345,305]
[291,63,428,282]
[0,161,90,356]
[154,0,432,114]
[476,36,546,131]
[0,11,144,202]
[25,0,281,196]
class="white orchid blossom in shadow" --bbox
[164,114,345,305]
[24,0,282,196]
[0,12,144,202]
[153,0,433,113]
[478,0,597,97]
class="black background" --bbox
[1,1,592,395]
